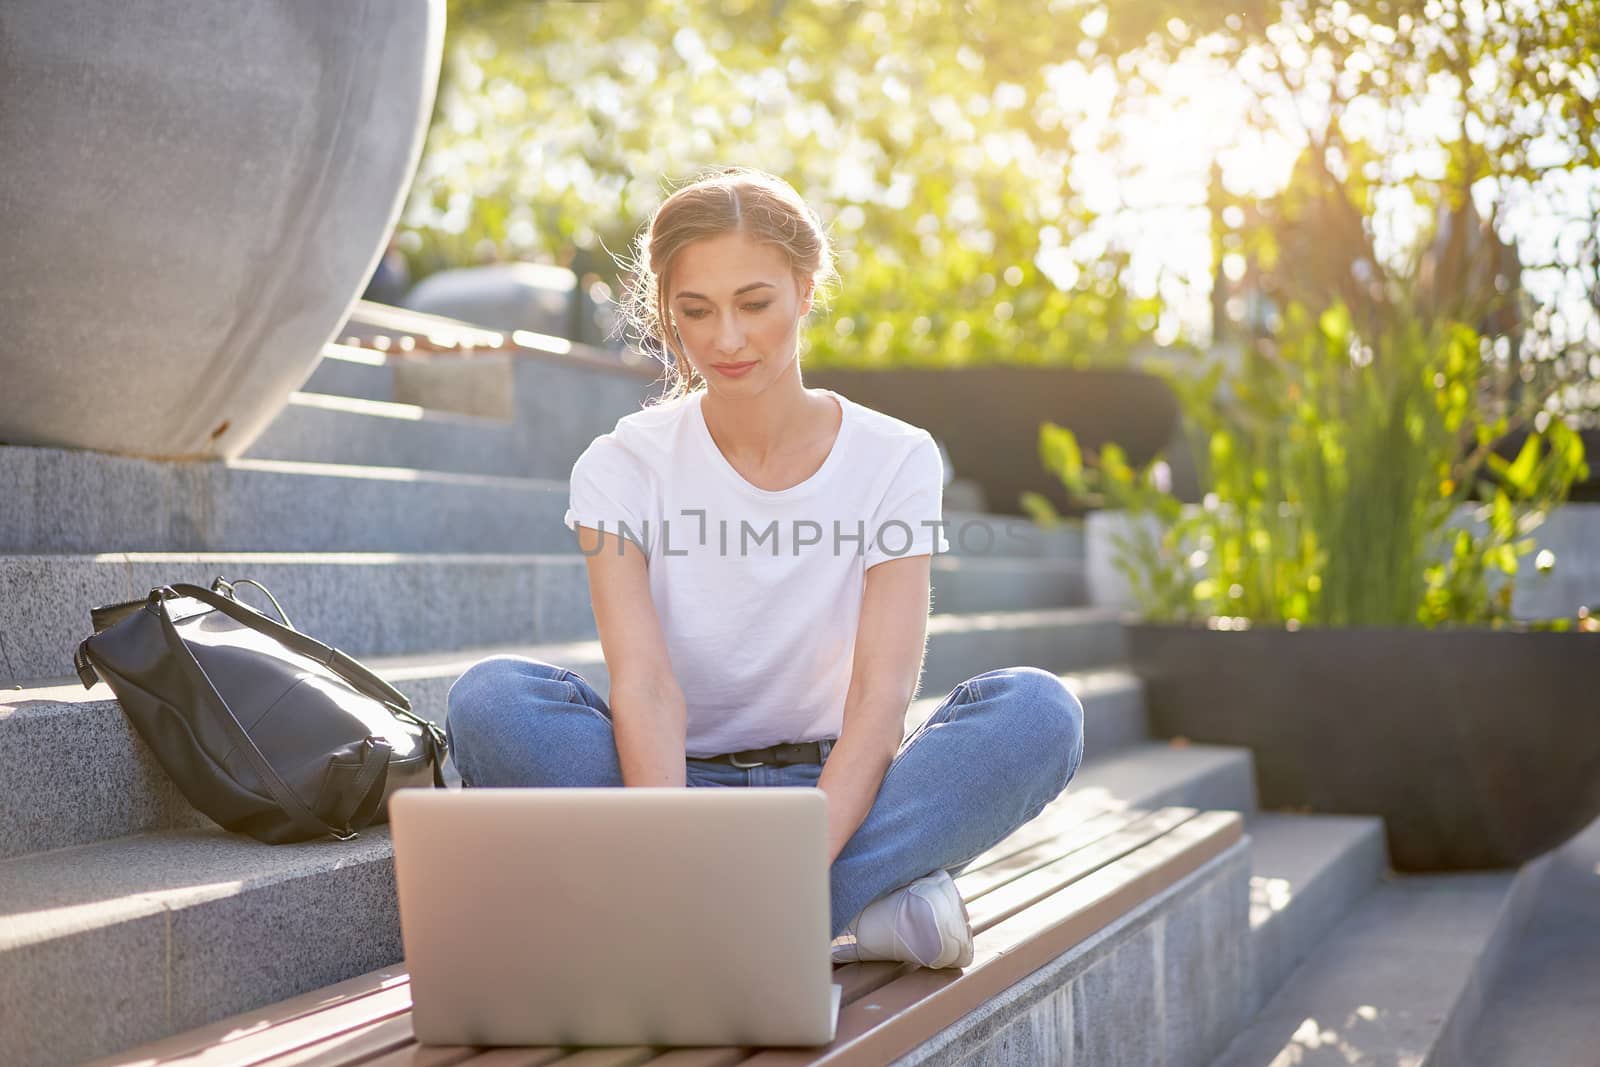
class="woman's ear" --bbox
[799,276,816,316]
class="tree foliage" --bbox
[1139,0,1600,413]
[408,0,1184,366]
[408,0,1599,384]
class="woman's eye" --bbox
[682,309,709,320]
[743,302,771,312]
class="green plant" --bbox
[1034,301,1589,627]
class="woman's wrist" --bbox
[610,685,688,787]
[818,731,896,862]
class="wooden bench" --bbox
[86,799,1242,1067]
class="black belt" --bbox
[700,739,834,767]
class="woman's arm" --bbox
[609,677,688,787]
[818,552,935,863]
[578,524,688,787]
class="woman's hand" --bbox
[816,710,904,863]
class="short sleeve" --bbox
[564,436,652,555]
[864,432,952,569]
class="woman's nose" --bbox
[715,313,745,354]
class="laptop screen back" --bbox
[389,787,837,1048]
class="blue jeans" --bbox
[444,658,1085,937]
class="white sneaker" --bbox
[831,869,974,969]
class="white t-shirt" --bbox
[563,387,951,757]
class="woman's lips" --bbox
[712,361,757,377]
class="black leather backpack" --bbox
[75,578,449,844]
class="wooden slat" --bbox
[95,986,415,1067]
[545,1050,659,1066]
[966,808,1199,932]
[83,968,413,1067]
[632,1049,750,1067]
[961,800,1138,872]
[954,793,1124,876]
[834,961,902,1003]
[360,1040,487,1066]
[255,1015,416,1067]
[367,1038,752,1065]
[736,810,1245,1067]
[452,1051,567,1066]
[954,809,1151,902]
[450,1050,565,1066]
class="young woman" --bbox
[445,168,1085,970]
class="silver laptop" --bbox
[389,787,843,1048]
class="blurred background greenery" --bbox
[396,0,1596,411]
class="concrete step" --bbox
[1067,740,1258,817]
[943,477,987,514]
[1447,815,1600,1067]
[0,552,593,681]
[905,666,1148,759]
[0,615,1130,858]
[0,824,405,1067]
[304,346,524,419]
[1244,813,1388,1013]
[251,349,657,481]
[1,554,1101,683]
[0,448,573,554]
[244,392,541,477]
[941,510,1084,560]
[927,557,1086,613]
[299,344,396,403]
[0,447,1081,559]
[1208,869,1519,1067]
[920,607,1126,694]
[384,351,518,419]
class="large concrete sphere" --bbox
[0,1,444,459]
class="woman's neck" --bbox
[700,376,833,468]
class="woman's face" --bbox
[668,230,814,392]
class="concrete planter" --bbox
[0,1,444,460]
[1126,622,1600,871]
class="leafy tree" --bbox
[1108,0,1600,415]
[405,0,1165,366]
[408,0,1598,394]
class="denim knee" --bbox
[980,665,1085,790]
[445,656,562,743]
[444,656,618,787]
[1053,685,1086,787]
